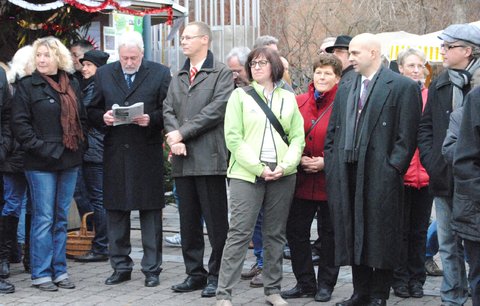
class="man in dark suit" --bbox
[88,31,171,287]
[163,21,233,298]
[324,33,421,306]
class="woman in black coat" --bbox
[11,36,87,291]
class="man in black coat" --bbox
[417,23,480,306]
[452,87,480,306]
[88,31,171,287]
[324,33,421,306]
[0,66,15,294]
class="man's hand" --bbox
[171,142,187,156]
[103,110,115,126]
[166,130,183,146]
[132,114,150,127]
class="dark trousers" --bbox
[175,175,228,278]
[465,239,480,306]
[353,264,393,299]
[393,186,433,288]
[286,198,339,291]
[107,209,162,275]
[73,168,92,227]
[83,162,108,255]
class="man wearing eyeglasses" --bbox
[418,23,480,306]
[163,21,233,298]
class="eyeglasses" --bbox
[249,60,269,68]
[440,43,467,51]
[180,35,204,41]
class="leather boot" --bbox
[7,216,20,263]
[0,215,9,279]
[23,213,31,273]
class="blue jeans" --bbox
[83,162,108,255]
[2,173,28,218]
[252,210,264,268]
[426,220,439,258]
[435,197,468,306]
[26,167,78,285]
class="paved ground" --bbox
[1,203,472,306]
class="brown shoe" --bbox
[425,258,443,276]
[250,271,263,288]
[241,263,261,280]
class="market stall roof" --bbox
[386,20,480,62]
[128,0,187,25]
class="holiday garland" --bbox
[8,0,174,24]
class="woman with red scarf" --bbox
[281,54,343,302]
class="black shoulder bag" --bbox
[242,86,289,145]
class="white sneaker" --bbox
[164,233,181,247]
[216,300,233,306]
[265,293,288,306]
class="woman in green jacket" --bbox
[216,47,305,306]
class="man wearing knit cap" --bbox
[74,49,110,263]
[418,23,480,306]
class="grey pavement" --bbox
[1,203,472,306]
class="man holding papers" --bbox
[88,31,171,287]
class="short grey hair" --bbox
[253,35,279,49]
[462,41,480,58]
[118,31,144,51]
[397,48,426,66]
[226,47,251,66]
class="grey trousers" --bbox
[216,175,296,300]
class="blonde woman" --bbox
[11,36,87,291]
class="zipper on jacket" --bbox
[280,98,284,119]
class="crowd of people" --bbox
[0,20,479,306]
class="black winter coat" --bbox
[81,79,104,164]
[452,87,480,242]
[418,71,471,197]
[325,67,422,269]
[88,60,171,211]
[11,70,87,171]
[0,67,13,169]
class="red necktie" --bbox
[190,67,198,84]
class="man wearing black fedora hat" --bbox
[326,35,356,85]
[74,49,110,264]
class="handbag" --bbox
[242,86,289,145]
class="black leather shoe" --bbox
[280,285,315,299]
[409,284,423,298]
[171,276,207,292]
[201,277,218,297]
[75,251,109,262]
[315,287,333,302]
[105,271,131,285]
[336,294,370,306]
[393,286,410,298]
[0,278,14,294]
[144,274,160,287]
[367,298,386,306]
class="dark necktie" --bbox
[126,73,135,89]
[358,79,370,110]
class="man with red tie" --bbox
[163,21,233,298]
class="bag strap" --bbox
[242,86,289,145]
[304,101,334,138]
